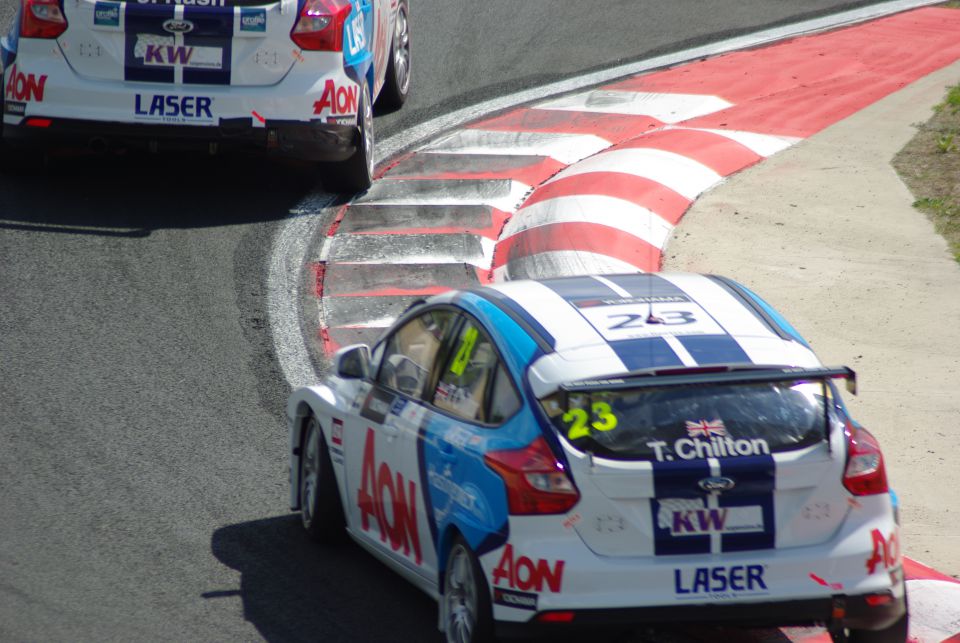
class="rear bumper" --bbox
[2,116,358,161]
[497,592,906,637]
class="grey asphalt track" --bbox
[0,2,906,640]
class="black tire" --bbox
[299,415,346,543]
[376,0,411,111]
[328,81,374,193]
[443,536,494,643]
[848,607,908,643]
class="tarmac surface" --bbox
[665,59,960,578]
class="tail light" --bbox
[843,424,889,496]
[484,436,579,514]
[21,0,68,39]
[291,0,351,51]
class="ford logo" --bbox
[163,19,194,34]
[698,476,736,493]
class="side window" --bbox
[377,309,456,399]
[433,320,519,424]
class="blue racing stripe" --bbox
[602,273,692,299]
[539,275,620,303]
[124,5,176,83]
[183,6,233,86]
[651,459,711,555]
[609,337,684,370]
[718,455,776,552]
[677,335,751,365]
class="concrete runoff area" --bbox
[664,59,960,578]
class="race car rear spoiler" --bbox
[561,365,857,395]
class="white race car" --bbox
[0,0,409,191]
[287,273,907,643]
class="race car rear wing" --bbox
[561,365,857,395]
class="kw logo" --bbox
[357,428,422,564]
[672,508,727,535]
[145,45,194,65]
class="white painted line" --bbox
[493,250,644,282]
[591,275,632,297]
[333,236,497,270]
[672,126,802,157]
[503,195,674,250]
[537,90,733,123]
[547,148,723,201]
[420,129,611,165]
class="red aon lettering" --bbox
[866,528,899,574]
[357,427,422,565]
[312,79,359,115]
[5,64,47,102]
[492,544,564,593]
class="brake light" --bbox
[843,424,889,496]
[537,611,575,623]
[484,437,579,514]
[290,0,351,51]
[20,0,67,39]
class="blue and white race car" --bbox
[287,273,907,643]
[0,0,409,190]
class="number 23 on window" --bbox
[563,401,617,440]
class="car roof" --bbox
[474,273,822,398]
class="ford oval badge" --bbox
[698,476,736,493]
[163,19,194,34]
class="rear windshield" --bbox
[540,379,829,462]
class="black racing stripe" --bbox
[608,337,684,370]
[677,335,751,365]
[465,288,554,353]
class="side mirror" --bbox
[335,344,371,380]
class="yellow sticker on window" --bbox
[449,326,479,376]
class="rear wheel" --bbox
[328,81,373,193]
[377,0,411,111]
[299,415,346,543]
[443,537,493,643]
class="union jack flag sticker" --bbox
[685,418,727,438]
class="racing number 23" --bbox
[564,402,617,440]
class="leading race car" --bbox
[287,273,907,643]
[0,0,410,191]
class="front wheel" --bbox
[299,415,346,543]
[443,537,493,643]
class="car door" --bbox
[341,306,459,580]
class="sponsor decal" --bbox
[162,18,194,34]
[809,573,843,590]
[562,513,581,530]
[134,94,213,122]
[240,8,266,32]
[576,295,689,308]
[360,388,392,424]
[313,79,358,116]
[135,35,223,69]
[647,436,770,462]
[427,463,486,523]
[801,502,832,521]
[137,0,226,6]
[94,2,120,27]
[357,428,422,564]
[344,0,366,56]
[866,528,900,575]
[492,544,564,593]
[664,504,764,537]
[493,587,537,611]
[685,419,727,439]
[674,564,767,597]
[5,65,47,103]
[331,418,343,446]
[4,101,26,116]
